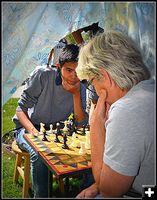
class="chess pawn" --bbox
[70,133,77,147]
[79,142,86,155]
[63,121,68,132]
[40,122,45,134]
[47,124,53,134]
[72,132,77,140]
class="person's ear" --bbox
[55,65,62,85]
[56,63,61,69]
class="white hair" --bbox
[76,31,150,90]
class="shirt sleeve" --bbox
[104,105,144,176]
[16,69,48,112]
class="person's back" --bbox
[105,79,155,195]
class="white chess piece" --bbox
[79,142,86,155]
[70,133,77,147]
[47,124,53,134]
[63,121,68,132]
[72,133,77,140]
[85,131,90,149]
[70,140,78,148]
[40,122,45,134]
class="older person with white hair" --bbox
[76,31,155,198]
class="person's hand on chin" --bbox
[62,79,80,95]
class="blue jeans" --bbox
[15,128,49,198]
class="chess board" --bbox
[24,129,91,177]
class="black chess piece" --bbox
[54,132,60,143]
[67,120,73,136]
[82,125,86,135]
[42,130,49,141]
[67,117,77,136]
[62,134,69,149]
[56,122,62,136]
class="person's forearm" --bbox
[73,92,85,123]
[90,118,105,185]
[16,111,35,133]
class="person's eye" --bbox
[66,68,73,72]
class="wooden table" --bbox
[24,129,92,197]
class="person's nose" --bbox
[71,71,78,79]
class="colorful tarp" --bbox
[2,2,155,105]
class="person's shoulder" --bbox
[34,65,57,73]
[30,65,57,80]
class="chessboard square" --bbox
[50,156,59,160]
[83,154,91,161]
[58,154,70,160]
[47,143,58,148]
[56,142,64,147]
[63,149,78,156]
[38,147,48,152]
[62,158,76,165]
[36,142,45,146]
[51,147,63,152]
[49,159,61,165]
[45,152,56,157]
[38,145,48,149]
[73,156,86,163]
[77,163,89,169]
[79,160,88,166]
[55,165,76,173]
[42,149,52,153]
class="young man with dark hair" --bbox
[13,44,88,198]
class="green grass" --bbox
[2,98,82,198]
[2,152,23,198]
[2,98,19,135]
[2,98,23,199]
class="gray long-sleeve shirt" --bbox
[13,65,88,128]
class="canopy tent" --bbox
[2,2,155,105]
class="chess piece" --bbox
[63,121,68,133]
[42,130,49,141]
[62,134,69,149]
[67,120,73,136]
[79,142,86,155]
[70,133,78,148]
[54,132,60,143]
[85,131,90,149]
[40,122,45,134]
[67,119,77,136]
[56,122,62,135]
[82,125,86,135]
[70,140,78,148]
[47,124,53,134]
[72,132,76,140]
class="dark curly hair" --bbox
[59,44,79,67]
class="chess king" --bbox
[12,44,89,198]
